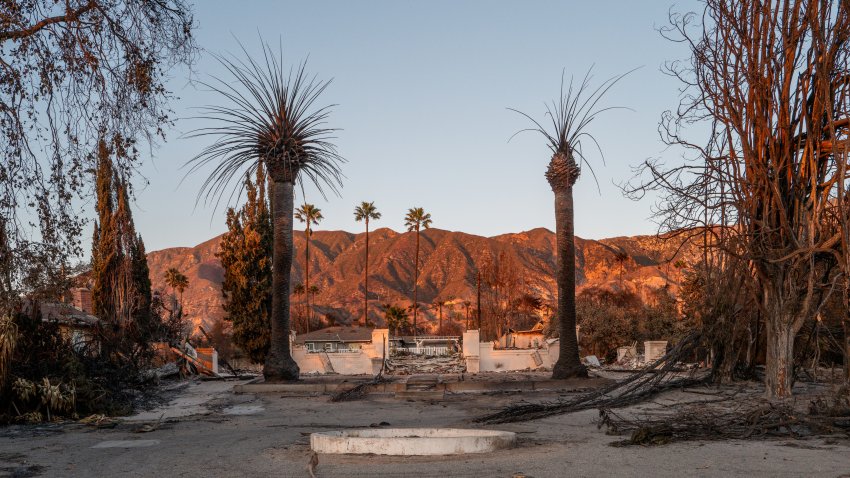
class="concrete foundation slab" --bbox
[310,428,516,455]
[92,440,160,449]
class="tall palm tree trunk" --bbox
[305,224,311,331]
[363,219,369,326]
[551,185,587,379]
[413,228,420,336]
[264,180,300,381]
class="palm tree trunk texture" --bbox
[551,186,587,379]
[363,219,369,326]
[305,223,311,331]
[413,227,420,336]
[263,180,300,381]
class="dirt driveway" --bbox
[1,378,848,477]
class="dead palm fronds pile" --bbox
[476,332,707,424]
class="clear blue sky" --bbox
[130,1,697,252]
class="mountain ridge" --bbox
[146,227,699,332]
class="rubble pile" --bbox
[386,353,465,375]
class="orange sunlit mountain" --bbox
[146,228,699,332]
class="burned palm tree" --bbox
[187,42,344,382]
[510,69,630,379]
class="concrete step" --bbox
[394,389,445,400]
[404,374,439,391]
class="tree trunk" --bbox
[764,313,795,398]
[305,223,311,331]
[844,275,850,385]
[263,180,300,382]
[413,227,420,336]
[551,186,587,379]
[363,220,369,326]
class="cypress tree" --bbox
[131,234,152,335]
[90,140,151,338]
[91,140,119,323]
[217,166,273,363]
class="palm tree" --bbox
[463,300,472,330]
[164,267,189,310]
[295,203,323,330]
[383,303,409,338]
[354,201,381,326]
[186,41,344,381]
[510,69,630,379]
[404,207,432,336]
[292,283,306,332]
[614,250,629,289]
[432,299,449,335]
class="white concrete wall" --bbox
[644,341,668,362]
[291,329,389,375]
[479,344,551,371]
[291,347,325,373]
[328,353,373,374]
[462,330,480,357]
[463,330,559,373]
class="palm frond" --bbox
[184,39,345,211]
[508,66,638,183]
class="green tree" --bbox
[217,167,273,363]
[91,141,120,324]
[404,207,432,336]
[295,203,323,331]
[383,304,410,337]
[91,141,151,329]
[510,69,630,379]
[130,234,152,332]
[187,41,344,381]
[354,201,381,326]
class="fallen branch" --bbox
[600,399,850,446]
[476,332,707,424]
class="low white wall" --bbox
[291,348,325,373]
[479,344,556,372]
[292,329,389,375]
[463,330,559,373]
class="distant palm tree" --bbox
[432,298,449,335]
[354,201,381,325]
[614,250,629,288]
[463,300,472,330]
[164,267,189,310]
[292,283,306,332]
[186,41,344,381]
[510,68,630,379]
[295,203,323,330]
[404,207,432,336]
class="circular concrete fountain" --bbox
[310,428,516,455]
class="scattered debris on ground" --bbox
[600,391,850,446]
[476,332,707,424]
[385,353,465,375]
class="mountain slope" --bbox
[147,228,700,331]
